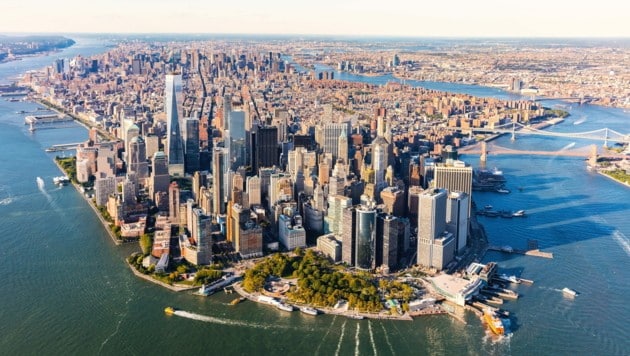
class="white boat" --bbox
[499,274,520,284]
[300,307,319,316]
[53,176,70,185]
[347,314,365,320]
[276,302,295,312]
[562,287,578,298]
[496,188,510,194]
[512,210,526,217]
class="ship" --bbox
[164,307,175,315]
[230,297,245,305]
[496,188,510,194]
[562,288,578,298]
[300,307,319,316]
[512,210,526,217]
[347,314,365,320]
[484,309,505,335]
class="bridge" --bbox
[459,142,626,164]
[450,121,630,147]
[45,142,83,152]
[533,96,597,105]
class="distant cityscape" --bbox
[8,37,629,332]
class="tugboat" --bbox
[164,307,175,315]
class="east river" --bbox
[0,39,628,355]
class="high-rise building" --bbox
[278,212,306,251]
[253,126,279,171]
[433,160,473,214]
[127,136,148,181]
[325,195,352,235]
[169,182,181,223]
[417,188,455,271]
[165,73,185,176]
[149,152,170,202]
[95,176,117,207]
[355,204,377,270]
[212,148,226,215]
[341,206,356,266]
[226,110,247,171]
[446,191,470,254]
[377,214,398,270]
[380,186,405,217]
[323,123,349,161]
[229,204,263,258]
[246,176,261,207]
[184,118,200,174]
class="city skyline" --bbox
[2,0,630,38]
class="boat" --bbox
[484,309,505,335]
[562,288,578,298]
[53,176,70,185]
[164,307,175,315]
[484,205,493,210]
[496,188,510,194]
[300,307,319,316]
[230,297,245,305]
[276,302,295,312]
[347,314,365,320]
[512,210,526,217]
[498,274,520,284]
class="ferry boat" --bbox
[300,307,319,316]
[164,307,175,315]
[347,314,365,320]
[496,188,510,194]
[562,288,578,298]
[484,309,505,335]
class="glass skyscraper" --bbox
[165,73,185,176]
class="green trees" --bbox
[139,233,153,256]
[193,269,223,285]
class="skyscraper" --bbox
[377,214,399,270]
[252,125,279,171]
[149,151,170,202]
[127,136,148,181]
[165,73,185,176]
[433,160,473,214]
[184,118,200,174]
[446,191,470,254]
[212,148,226,215]
[355,204,377,270]
[417,188,455,271]
[226,110,247,171]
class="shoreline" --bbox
[51,158,122,246]
[126,260,198,292]
[595,169,630,189]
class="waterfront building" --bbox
[376,213,399,270]
[229,204,263,258]
[417,188,455,271]
[278,212,306,251]
[180,208,212,265]
[165,73,185,176]
[316,233,341,262]
[341,206,356,266]
[184,118,200,174]
[325,195,352,235]
[95,176,117,207]
[429,274,483,306]
[446,191,470,254]
[355,204,377,270]
[433,160,473,213]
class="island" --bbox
[0,35,75,63]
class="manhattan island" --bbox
[24,39,605,335]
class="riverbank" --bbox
[51,157,121,245]
[34,97,116,141]
[126,260,198,292]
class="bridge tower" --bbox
[480,141,487,162]
[588,144,598,167]
[511,121,516,141]
[603,128,609,148]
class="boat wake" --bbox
[0,197,14,206]
[560,142,576,151]
[36,177,52,203]
[334,320,347,356]
[573,117,587,125]
[612,230,630,258]
[172,310,281,329]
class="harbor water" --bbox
[0,38,628,355]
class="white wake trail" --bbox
[354,323,361,356]
[173,310,281,329]
[335,321,347,356]
[612,230,630,257]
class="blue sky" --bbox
[3,0,630,37]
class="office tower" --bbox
[278,212,306,250]
[124,122,139,151]
[95,176,117,207]
[313,184,326,212]
[192,171,207,203]
[127,136,148,181]
[149,152,170,202]
[337,127,349,164]
[182,208,212,265]
[421,156,436,189]
[325,195,352,235]
[165,73,185,176]
[222,94,231,131]
[253,126,279,171]
[122,176,136,208]
[372,136,389,191]
[169,182,181,223]
[246,176,261,207]
[229,204,263,258]
[231,173,244,206]
[323,123,349,161]
[417,188,455,271]
[226,110,247,171]
[341,206,356,266]
[212,148,226,215]
[184,118,200,174]
[380,186,405,216]
[377,214,399,270]
[355,204,377,270]
[317,234,342,262]
[433,160,473,213]
[144,134,160,160]
[407,185,424,228]
[273,109,289,143]
[446,191,470,254]
[269,173,293,207]
[303,200,324,236]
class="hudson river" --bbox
[0,39,628,355]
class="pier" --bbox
[487,246,554,259]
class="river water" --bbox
[0,39,628,355]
